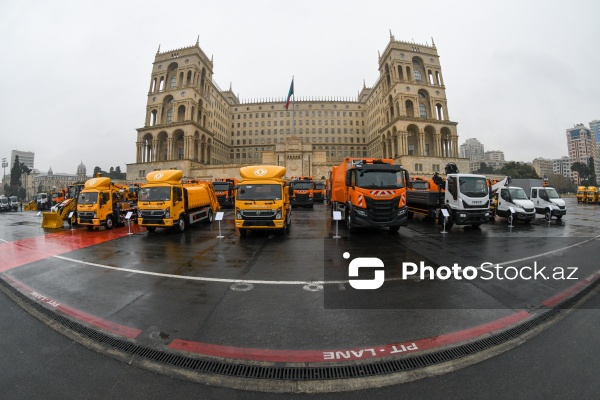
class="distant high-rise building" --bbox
[484,150,505,162]
[532,158,553,178]
[553,156,573,180]
[566,124,595,183]
[460,138,484,160]
[10,150,34,170]
[589,120,600,183]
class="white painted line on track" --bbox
[53,234,600,286]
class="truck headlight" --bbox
[93,212,97,218]
[236,208,242,219]
[355,208,367,217]
[165,208,170,218]
[275,207,282,219]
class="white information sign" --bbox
[333,211,342,221]
[215,212,224,221]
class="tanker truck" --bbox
[138,170,219,233]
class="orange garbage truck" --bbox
[213,178,237,209]
[289,176,315,208]
[329,158,409,233]
[138,170,220,233]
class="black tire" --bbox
[105,216,114,230]
[176,215,187,232]
[471,223,481,228]
[544,209,551,222]
[146,226,156,232]
[389,225,400,233]
[346,209,356,233]
[204,208,214,224]
[407,211,414,219]
[556,215,563,220]
[239,228,247,237]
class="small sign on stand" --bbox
[36,211,41,217]
[68,212,75,230]
[441,209,450,234]
[125,212,133,235]
[215,211,225,238]
[333,211,342,239]
[508,207,515,228]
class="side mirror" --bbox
[345,170,353,187]
[404,170,410,188]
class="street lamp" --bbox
[1,158,7,193]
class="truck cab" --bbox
[289,176,315,208]
[235,165,291,236]
[442,171,491,228]
[9,196,19,211]
[530,187,566,220]
[313,182,326,203]
[36,193,49,210]
[77,177,135,230]
[586,186,597,204]
[213,178,237,208]
[0,196,9,212]
[576,186,587,203]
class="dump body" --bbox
[290,176,315,208]
[77,177,138,229]
[138,170,219,232]
[330,158,409,233]
[235,165,291,236]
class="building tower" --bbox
[566,124,595,183]
[77,161,87,182]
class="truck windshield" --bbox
[78,192,99,204]
[139,187,171,201]
[213,182,230,191]
[508,188,528,200]
[545,188,560,199]
[459,177,488,198]
[315,183,325,190]
[292,182,313,190]
[9,196,17,202]
[356,170,405,189]
[237,184,281,200]
[0,198,7,205]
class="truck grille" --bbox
[78,211,95,218]
[140,210,166,224]
[241,210,276,220]
[243,220,276,227]
[294,194,310,204]
[462,200,489,209]
[364,197,400,223]
[524,208,534,213]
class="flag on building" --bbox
[285,78,294,109]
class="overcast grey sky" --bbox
[0,0,598,174]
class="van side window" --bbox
[531,189,537,198]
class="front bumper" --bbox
[351,206,408,228]
[452,209,490,225]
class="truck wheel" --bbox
[544,209,551,221]
[204,209,214,224]
[556,215,562,220]
[176,215,187,232]
[471,223,481,228]
[105,216,114,230]
[346,211,356,233]
[389,226,400,233]
[146,226,156,232]
[239,228,247,237]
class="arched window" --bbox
[419,103,427,118]
[170,76,177,89]
[414,70,422,82]
[166,109,173,123]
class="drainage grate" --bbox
[1,276,597,381]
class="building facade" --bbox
[566,124,595,183]
[532,158,553,179]
[460,138,484,161]
[127,36,466,181]
[553,156,573,180]
[10,150,35,170]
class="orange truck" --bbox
[138,170,220,233]
[213,178,237,208]
[329,158,409,233]
[77,178,137,230]
[289,176,315,208]
[313,181,326,203]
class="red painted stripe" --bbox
[542,270,600,308]
[3,275,141,339]
[169,311,531,363]
[0,225,144,273]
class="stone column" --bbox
[136,142,143,163]
[151,139,159,162]
[418,132,425,157]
